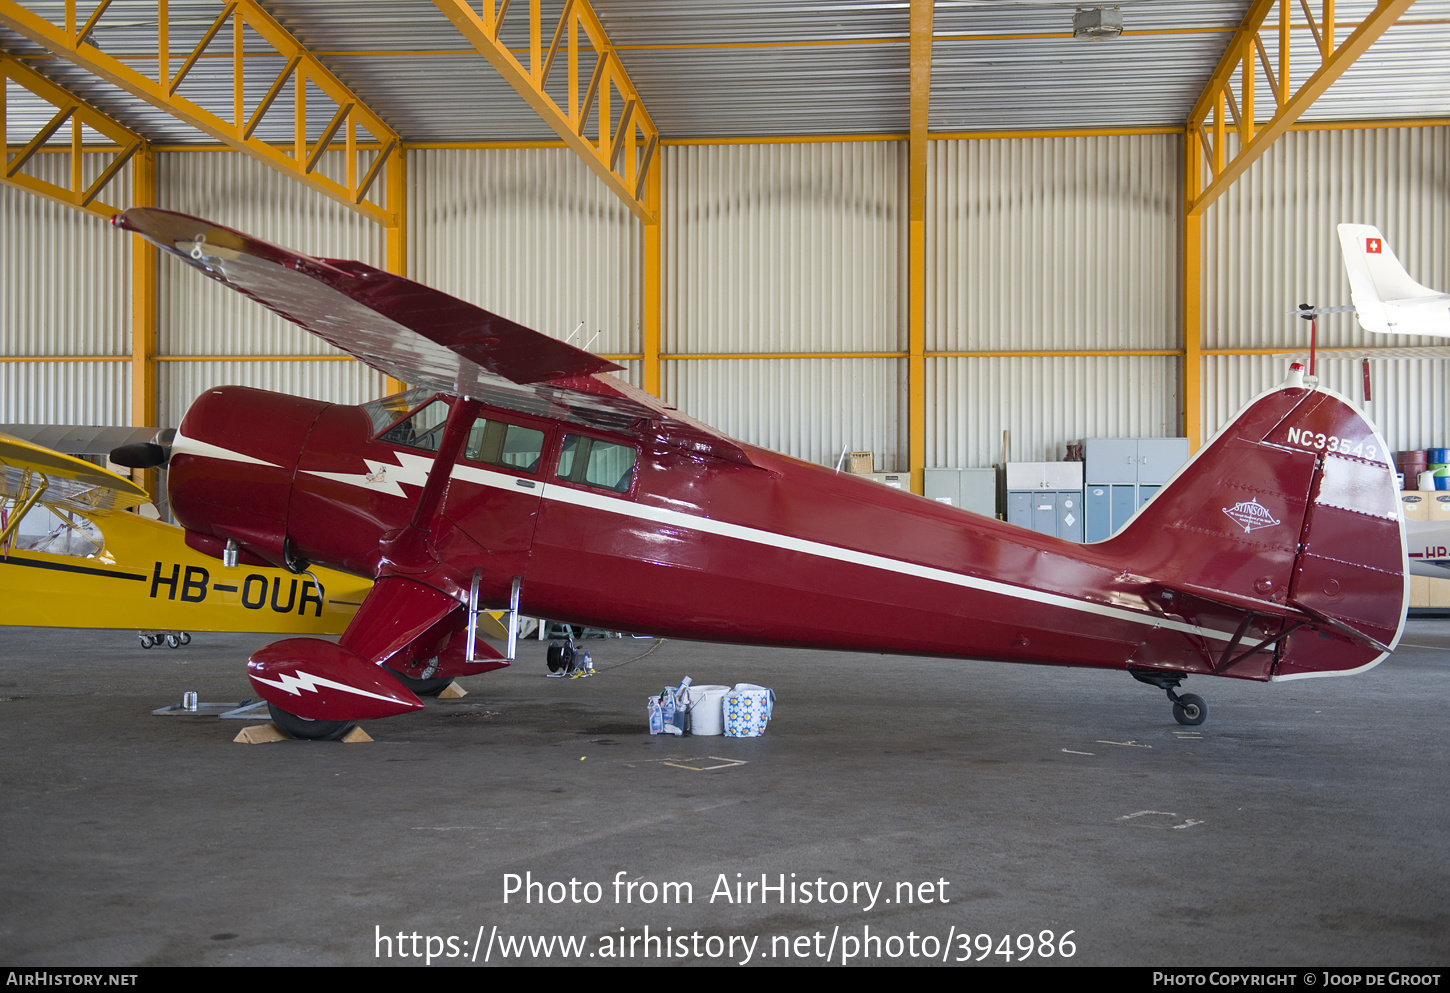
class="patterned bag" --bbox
[723,683,775,737]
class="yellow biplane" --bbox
[0,431,372,642]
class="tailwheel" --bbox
[386,667,452,698]
[1172,693,1208,726]
[267,702,355,741]
[1129,669,1210,727]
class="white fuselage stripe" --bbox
[538,476,1243,644]
[183,435,1245,644]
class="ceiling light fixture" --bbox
[1073,6,1124,40]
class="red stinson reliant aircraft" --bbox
[109,208,1408,739]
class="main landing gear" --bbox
[138,631,190,649]
[266,702,356,741]
[1129,669,1209,726]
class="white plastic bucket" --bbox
[684,684,730,736]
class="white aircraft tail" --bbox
[1337,222,1450,337]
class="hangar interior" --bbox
[3,0,1450,970]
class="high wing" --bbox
[114,208,755,467]
[0,432,150,517]
[1337,222,1450,338]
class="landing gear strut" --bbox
[1129,669,1209,726]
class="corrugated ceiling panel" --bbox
[928,135,1180,352]
[1203,127,1450,351]
[0,360,130,424]
[1202,354,1450,452]
[157,150,386,356]
[664,141,906,355]
[933,0,1251,33]
[665,357,905,470]
[614,45,909,137]
[159,358,386,429]
[595,0,908,44]
[1,154,131,358]
[929,355,1181,468]
[929,34,1227,131]
[410,148,640,355]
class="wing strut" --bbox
[1214,615,1308,675]
[379,397,482,574]
[0,476,47,548]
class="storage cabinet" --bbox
[1005,462,1084,541]
[1083,437,1189,542]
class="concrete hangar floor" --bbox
[0,623,1446,968]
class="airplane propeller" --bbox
[110,428,176,469]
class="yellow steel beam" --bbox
[1187,0,1414,216]
[908,0,931,494]
[641,143,662,397]
[1,53,143,218]
[383,134,407,397]
[1183,130,1203,453]
[431,0,659,225]
[131,146,158,499]
[0,0,403,228]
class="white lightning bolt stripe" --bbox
[303,451,435,498]
[300,452,549,500]
[251,668,404,704]
[172,427,282,468]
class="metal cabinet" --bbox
[1083,437,1188,541]
[1005,462,1084,541]
[924,468,998,517]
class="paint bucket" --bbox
[1427,448,1450,464]
[684,684,730,736]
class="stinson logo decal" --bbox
[1223,498,1281,534]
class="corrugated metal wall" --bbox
[411,148,642,371]
[928,135,1181,352]
[664,141,907,467]
[1,153,132,423]
[930,355,1181,466]
[5,128,1448,470]
[927,135,1182,465]
[1203,353,1450,453]
[1201,126,1450,447]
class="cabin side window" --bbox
[556,434,637,493]
[466,418,546,474]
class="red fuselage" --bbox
[167,384,1335,683]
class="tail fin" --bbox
[1109,367,1406,679]
[1337,222,1450,337]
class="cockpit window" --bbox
[557,435,637,493]
[362,388,435,436]
[377,398,449,453]
[465,418,545,473]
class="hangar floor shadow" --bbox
[1,622,1447,967]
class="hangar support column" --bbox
[130,146,158,498]
[908,0,932,495]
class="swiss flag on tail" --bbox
[1367,237,1382,254]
